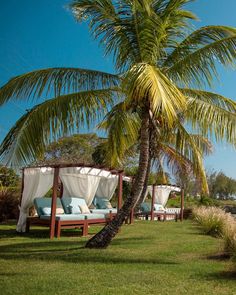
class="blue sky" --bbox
[0,0,236,176]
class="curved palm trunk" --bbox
[85,110,150,248]
[134,155,151,211]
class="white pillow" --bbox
[56,208,64,215]
[41,207,51,215]
[154,204,165,211]
[69,205,81,214]
[41,207,64,215]
[79,204,90,214]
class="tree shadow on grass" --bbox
[0,227,93,239]
[185,224,208,236]
[0,225,156,243]
[199,270,236,281]
[206,253,231,261]
[0,240,179,266]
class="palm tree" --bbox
[0,0,236,248]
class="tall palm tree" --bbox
[0,0,236,248]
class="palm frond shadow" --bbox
[0,240,179,266]
[0,228,89,239]
[196,270,236,282]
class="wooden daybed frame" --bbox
[20,163,125,239]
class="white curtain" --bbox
[59,167,101,206]
[16,167,54,232]
[154,185,181,207]
[95,176,118,200]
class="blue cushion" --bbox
[83,213,107,220]
[95,198,112,209]
[40,214,85,221]
[140,202,151,213]
[90,208,117,214]
[40,213,106,221]
[34,198,63,217]
[61,197,87,214]
[93,197,97,206]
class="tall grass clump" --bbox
[193,206,236,255]
[193,207,229,237]
[222,220,236,255]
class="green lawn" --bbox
[0,221,235,295]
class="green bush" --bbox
[199,195,220,207]
[0,186,20,222]
[0,165,20,187]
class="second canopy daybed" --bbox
[135,184,184,222]
[17,164,129,239]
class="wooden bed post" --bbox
[50,167,59,239]
[117,171,123,211]
[180,188,184,221]
[151,185,155,221]
[129,208,134,224]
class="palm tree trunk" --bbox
[134,155,151,211]
[85,110,150,248]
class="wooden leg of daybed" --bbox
[26,218,30,233]
[56,222,61,238]
[82,221,88,236]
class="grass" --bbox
[0,221,235,295]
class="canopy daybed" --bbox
[134,184,184,222]
[17,164,129,239]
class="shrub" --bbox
[0,165,20,187]
[192,207,229,237]
[193,206,236,256]
[0,185,20,222]
[222,220,236,255]
[199,195,220,207]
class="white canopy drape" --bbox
[59,167,119,205]
[16,167,54,232]
[59,167,101,206]
[95,176,118,200]
[148,185,181,207]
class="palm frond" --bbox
[185,95,236,144]
[166,26,236,86]
[153,143,194,178]
[124,63,186,124]
[181,88,236,112]
[175,123,209,193]
[71,0,136,71]
[0,67,119,105]
[0,89,115,167]
[98,102,141,166]
[70,1,196,71]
